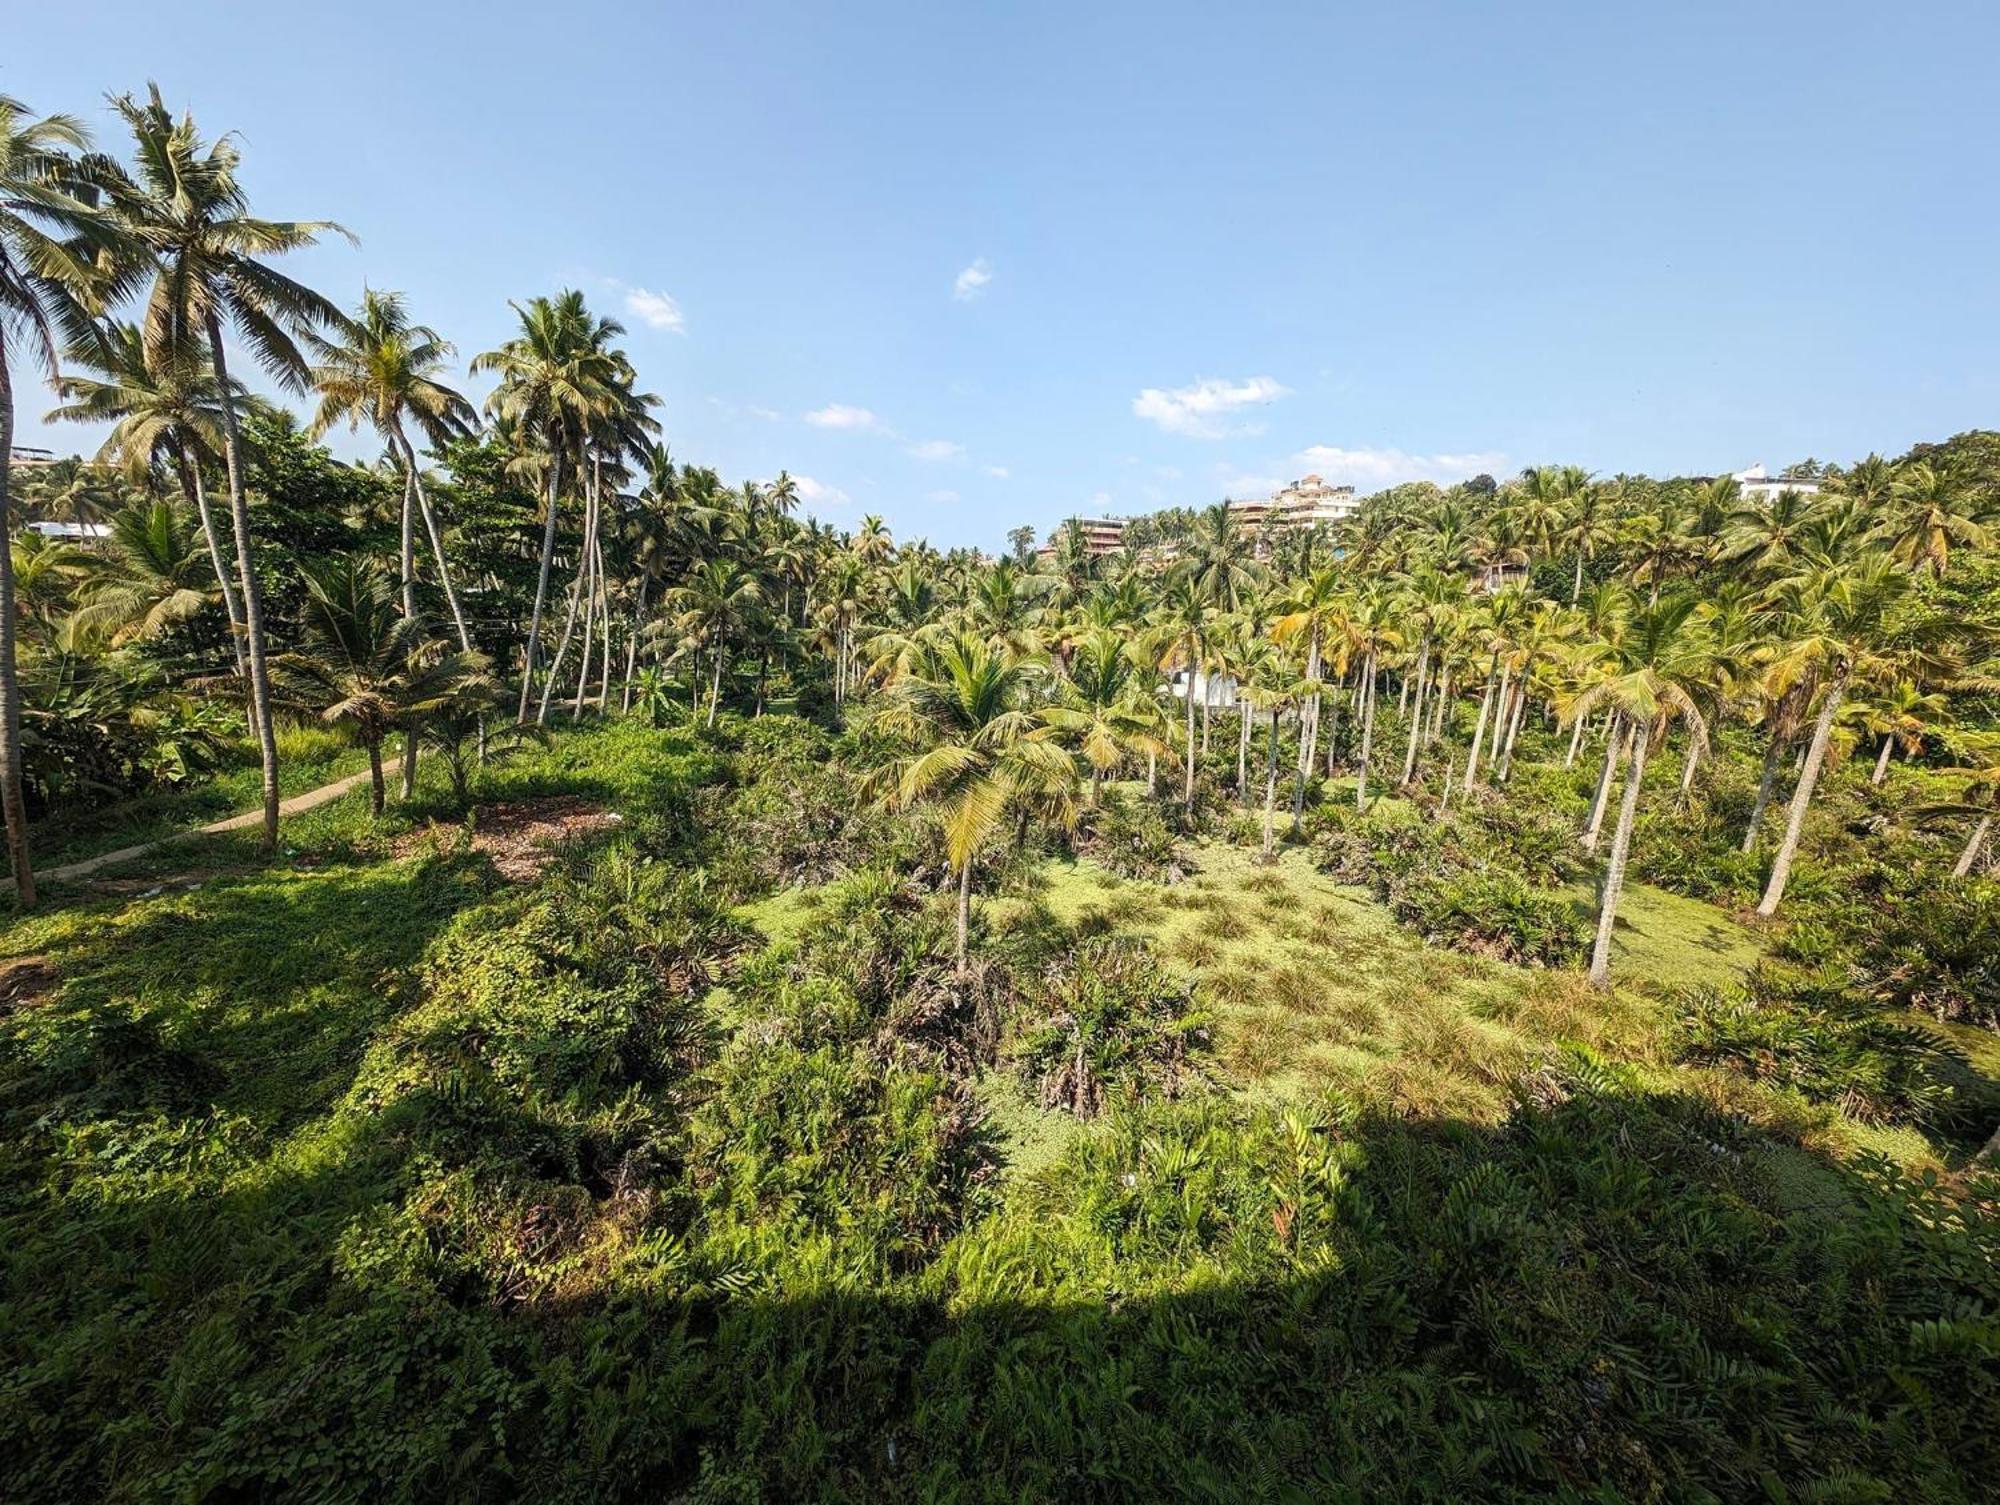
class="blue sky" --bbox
[11,1,1999,548]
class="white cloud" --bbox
[1217,471,1286,498]
[622,286,686,333]
[953,257,993,301]
[906,438,965,462]
[1293,444,1507,489]
[747,405,781,421]
[804,403,881,431]
[1132,375,1290,438]
[927,489,961,503]
[790,474,851,508]
[984,464,1010,479]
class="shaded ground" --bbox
[395,796,623,881]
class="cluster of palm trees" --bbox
[4,85,1996,982]
[853,469,1995,985]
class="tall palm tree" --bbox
[45,319,248,677]
[277,556,488,815]
[1044,628,1170,805]
[0,93,116,904]
[665,558,764,726]
[1876,462,1991,579]
[1568,599,1715,986]
[473,290,627,720]
[308,288,477,649]
[1753,554,1915,915]
[870,633,1075,974]
[99,84,351,854]
[1152,571,1213,807]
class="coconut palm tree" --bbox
[1913,733,2000,878]
[473,291,628,720]
[869,632,1075,974]
[0,93,120,904]
[277,556,488,815]
[308,288,476,648]
[98,84,350,855]
[68,498,214,646]
[1753,553,1917,915]
[45,318,248,678]
[1560,476,1617,604]
[1044,628,1170,805]
[1568,598,1716,986]
[1152,570,1214,808]
[665,558,764,726]
[1876,462,1991,579]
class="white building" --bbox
[1731,463,1822,506]
[26,521,112,545]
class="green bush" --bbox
[1011,937,1209,1115]
[1394,870,1589,967]
[1674,963,1967,1128]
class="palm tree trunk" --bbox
[366,738,386,816]
[1497,681,1527,782]
[518,459,563,721]
[1741,733,1785,853]
[1260,708,1281,861]
[0,348,34,906]
[595,537,614,712]
[538,493,593,725]
[1236,694,1251,803]
[621,575,648,713]
[1400,643,1430,786]
[1676,734,1700,804]
[1356,653,1378,811]
[1582,712,1622,852]
[1588,724,1646,988]
[394,425,471,652]
[955,858,973,977]
[708,639,725,726]
[1183,640,1198,807]
[1294,631,1322,833]
[177,452,247,681]
[203,312,280,854]
[1464,658,1499,790]
[1563,713,1586,770]
[1757,660,1849,916]
[572,480,600,717]
[1570,552,1585,605]
[1953,814,1993,878]
[1871,735,1894,786]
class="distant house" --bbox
[1168,668,1238,708]
[1731,463,1822,506]
[8,447,57,469]
[26,521,112,546]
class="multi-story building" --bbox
[1040,515,1129,560]
[1731,463,1822,506]
[1227,473,1358,552]
[8,447,57,469]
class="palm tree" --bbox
[100,84,351,855]
[1914,734,2000,878]
[1568,599,1715,986]
[1854,679,1948,786]
[1152,571,1213,807]
[665,558,764,726]
[870,633,1075,974]
[68,498,214,645]
[1044,628,1170,805]
[473,291,628,720]
[277,556,487,815]
[1877,462,1991,579]
[0,93,116,904]
[1753,554,1916,915]
[308,288,477,649]
[1560,476,1616,604]
[45,319,248,678]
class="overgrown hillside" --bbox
[3,717,1994,1502]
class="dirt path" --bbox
[8,770,375,892]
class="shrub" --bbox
[1674,963,1967,1128]
[1081,790,1188,881]
[1011,937,1209,1116]
[1393,870,1590,967]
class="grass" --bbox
[1014,841,1680,1121]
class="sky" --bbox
[9,1,1999,549]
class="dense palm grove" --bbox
[4,88,2000,1501]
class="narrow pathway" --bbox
[10,770,375,891]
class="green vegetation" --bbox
[1,79,1998,1503]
